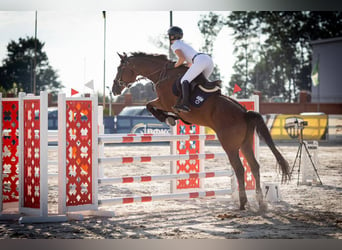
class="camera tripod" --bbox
[289,123,323,186]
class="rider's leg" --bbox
[174,80,191,112]
[173,55,214,112]
[201,55,214,79]
[173,62,204,112]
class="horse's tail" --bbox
[246,111,291,183]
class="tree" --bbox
[198,12,261,97]
[198,12,224,56]
[252,11,342,101]
[224,12,260,98]
[0,36,63,96]
[250,47,288,100]
[197,12,224,82]
[253,12,311,101]
[199,11,342,101]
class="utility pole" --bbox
[102,11,107,110]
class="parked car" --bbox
[113,106,170,134]
[48,108,58,130]
[47,105,170,135]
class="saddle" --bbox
[191,74,221,92]
[174,72,221,93]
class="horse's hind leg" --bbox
[225,149,248,210]
[241,141,267,211]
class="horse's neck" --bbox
[137,58,167,82]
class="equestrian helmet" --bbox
[168,26,183,40]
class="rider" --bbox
[168,26,214,112]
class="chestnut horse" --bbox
[112,52,290,211]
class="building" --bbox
[311,37,342,103]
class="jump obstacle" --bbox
[0,91,259,223]
[0,92,68,223]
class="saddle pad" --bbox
[172,82,220,108]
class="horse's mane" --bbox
[130,52,169,61]
[129,52,188,71]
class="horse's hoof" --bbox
[166,116,176,126]
[259,202,268,212]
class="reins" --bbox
[118,56,172,88]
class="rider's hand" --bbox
[167,61,175,69]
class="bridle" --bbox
[115,57,170,88]
[114,60,136,88]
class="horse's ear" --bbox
[117,52,128,61]
[117,52,124,60]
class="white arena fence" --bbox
[0,91,258,223]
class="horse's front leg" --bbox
[146,98,177,126]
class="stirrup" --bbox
[165,116,176,126]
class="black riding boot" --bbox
[174,80,191,112]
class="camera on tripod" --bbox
[284,118,308,139]
[294,119,308,129]
[288,117,323,186]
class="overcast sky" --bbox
[0,11,235,97]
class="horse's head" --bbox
[113,52,173,96]
[112,53,139,96]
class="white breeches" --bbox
[181,54,214,83]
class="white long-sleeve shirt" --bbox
[171,40,198,63]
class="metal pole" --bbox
[169,11,173,60]
[102,11,106,111]
[106,86,112,116]
[169,10,173,26]
[317,54,320,112]
[33,10,37,95]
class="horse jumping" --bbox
[112,52,290,211]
